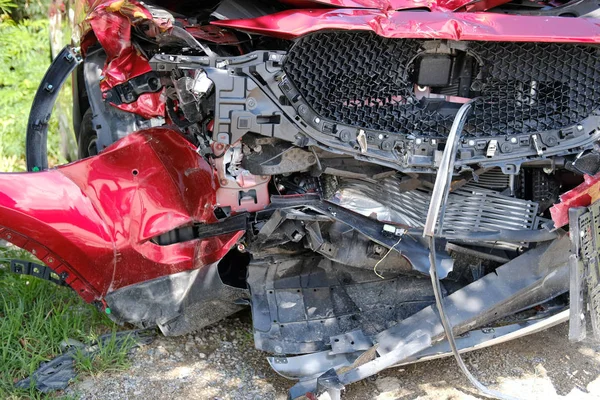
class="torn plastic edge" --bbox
[80,0,172,119]
[550,172,600,228]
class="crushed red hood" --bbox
[213,9,600,42]
[278,0,511,11]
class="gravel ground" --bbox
[66,309,600,400]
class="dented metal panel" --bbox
[0,129,243,299]
[213,10,600,42]
[6,0,600,397]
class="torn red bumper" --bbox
[551,173,600,229]
[0,129,242,303]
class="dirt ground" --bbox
[66,310,600,400]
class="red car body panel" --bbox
[76,0,600,119]
[0,128,243,303]
[212,9,600,42]
[14,0,600,306]
[82,0,171,119]
[551,173,600,228]
[278,0,511,11]
[6,0,600,392]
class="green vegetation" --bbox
[74,332,136,376]
[0,17,65,171]
[0,4,131,399]
[0,0,16,14]
[0,248,125,399]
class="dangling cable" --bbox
[423,100,520,400]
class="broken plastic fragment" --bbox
[15,330,154,393]
[550,173,600,228]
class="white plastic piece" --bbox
[486,140,498,158]
[357,130,367,153]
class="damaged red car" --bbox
[2,0,600,397]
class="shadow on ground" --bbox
[67,310,600,400]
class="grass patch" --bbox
[0,18,65,172]
[74,332,136,376]
[0,246,126,399]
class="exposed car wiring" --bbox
[373,236,403,279]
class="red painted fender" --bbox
[0,128,242,304]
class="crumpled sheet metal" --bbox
[179,21,241,44]
[213,9,600,43]
[286,235,570,398]
[268,309,569,380]
[82,0,170,118]
[550,172,600,228]
[0,128,243,300]
[279,0,511,12]
[15,330,155,393]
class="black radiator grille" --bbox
[283,31,600,138]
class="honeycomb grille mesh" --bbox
[283,31,600,137]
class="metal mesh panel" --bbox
[333,178,538,235]
[284,31,600,138]
[470,168,510,190]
